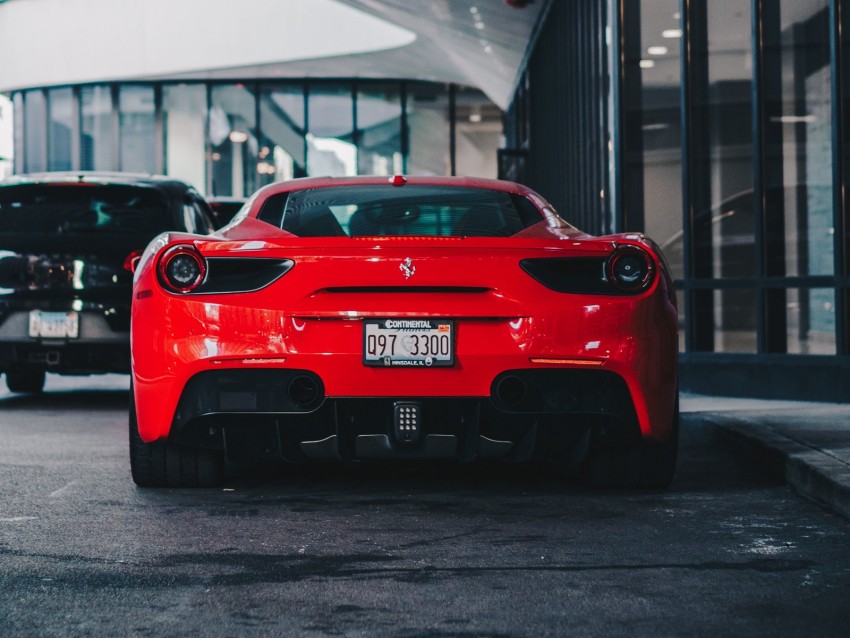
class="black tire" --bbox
[129,383,224,488]
[5,369,46,394]
[580,397,679,489]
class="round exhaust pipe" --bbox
[288,375,321,408]
[495,375,527,406]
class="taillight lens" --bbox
[124,249,144,273]
[157,245,206,293]
[606,246,655,292]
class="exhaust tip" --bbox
[495,375,527,406]
[288,375,321,408]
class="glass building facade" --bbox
[11,80,500,197]
[503,0,850,400]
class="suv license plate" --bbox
[29,311,79,339]
[363,319,454,367]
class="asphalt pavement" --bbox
[4,375,850,522]
[682,393,850,522]
[3,376,850,636]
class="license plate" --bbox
[29,310,79,339]
[363,319,454,367]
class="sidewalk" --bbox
[681,394,850,521]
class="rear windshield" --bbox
[0,184,172,236]
[256,185,544,238]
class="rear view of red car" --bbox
[129,176,678,488]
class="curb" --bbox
[682,413,850,521]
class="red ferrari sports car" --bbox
[129,176,678,488]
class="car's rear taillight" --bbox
[520,246,657,295]
[605,246,655,292]
[157,245,206,293]
[124,249,144,273]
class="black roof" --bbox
[0,171,202,194]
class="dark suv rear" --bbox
[0,172,214,393]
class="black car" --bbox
[0,172,214,393]
[207,196,247,229]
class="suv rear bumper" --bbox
[0,311,129,373]
[0,342,129,374]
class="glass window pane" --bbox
[80,85,114,171]
[786,288,835,354]
[24,90,47,173]
[0,184,173,236]
[407,84,450,176]
[258,84,306,188]
[454,87,501,178]
[12,92,24,175]
[0,95,12,180]
[714,288,757,353]
[47,88,73,171]
[307,84,355,177]
[258,185,535,238]
[163,84,207,195]
[763,1,833,278]
[693,1,754,281]
[357,84,402,176]
[622,0,682,277]
[210,84,257,197]
[119,85,156,173]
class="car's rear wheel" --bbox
[129,384,224,488]
[5,369,46,394]
[580,397,679,489]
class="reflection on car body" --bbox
[130,175,679,489]
[0,172,214,393]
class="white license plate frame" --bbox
[28,310,79,339]
[362,319,454,367]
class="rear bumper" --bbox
[0,309,129,373]
[167,367,644,464]
[0,342,129,374]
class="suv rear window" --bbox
[257,185,544,238]
[0,184,172,236]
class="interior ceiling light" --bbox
[647,46,668,56]
[663,29,683,38]
[639,59,655,69]
[229,130,249,144]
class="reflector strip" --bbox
[529,358,604,366]
[210,357,288,365]
[351,236,463,241]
